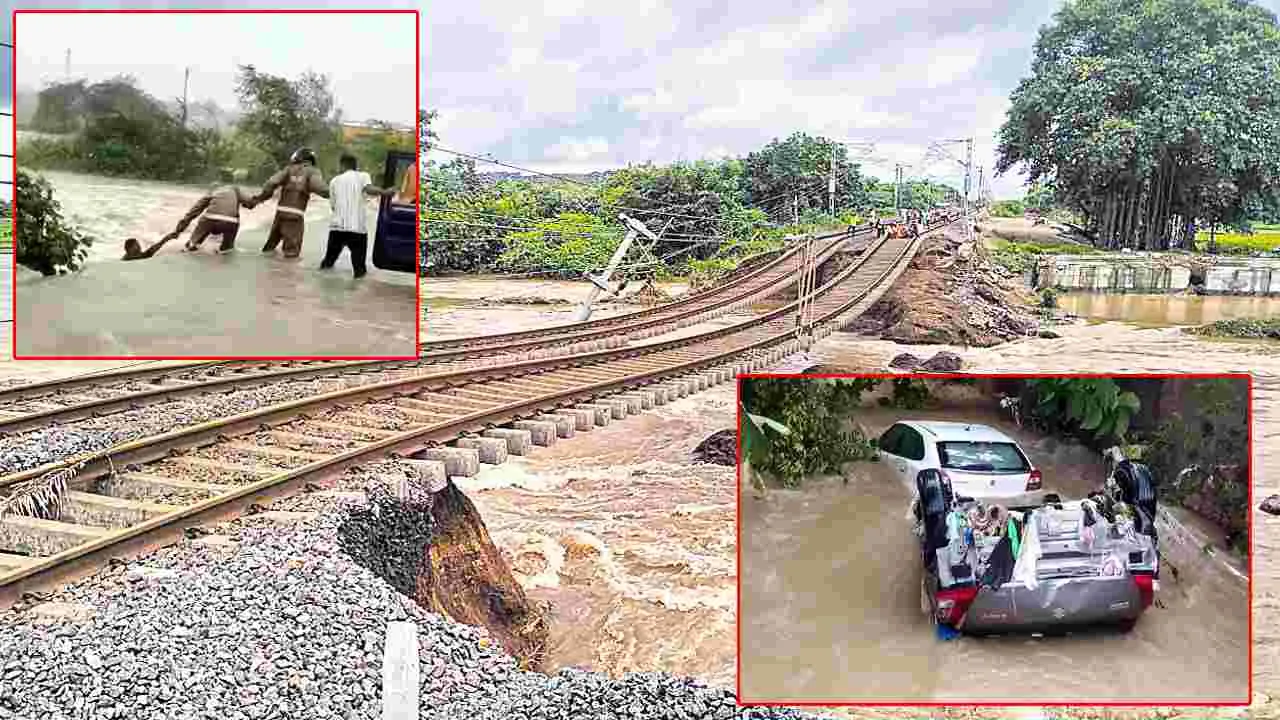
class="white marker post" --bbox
[382,621,420,720]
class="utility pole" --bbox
[977,165,985,210]
[828,143,837,217]
[893,164,903,216]
[963,138,974,241]
[64,49,70,80]
[180,66,190,128]
[574,213,657,321]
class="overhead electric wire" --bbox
[430,143,786,228]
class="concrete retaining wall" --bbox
[1034,254,1280,295]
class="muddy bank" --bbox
[849,225,1041,346]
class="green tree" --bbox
[233,65,340,177]
[15,170,93,276]
[996,0,1280,250]
[744,132,871,215]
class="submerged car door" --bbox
[879,424,926,486]
[896,425,928,486]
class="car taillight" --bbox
[1132,571,1155,609]
[935,586,978,626]
[1026,468,1042,491]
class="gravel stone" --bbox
[0,463,832,720]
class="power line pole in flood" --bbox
[574,213,657,322]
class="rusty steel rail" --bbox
[0,219,944,604]
[0,228,871,435]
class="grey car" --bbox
[916,468,1159,634]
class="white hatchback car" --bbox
[876,420,1045,503]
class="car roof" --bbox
[895,420,1019,444]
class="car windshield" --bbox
[937,441,1029,473]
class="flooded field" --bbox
[740,401,1249,703]
[1058,292,1280,327]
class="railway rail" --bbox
[0,226,870,436]
[0,219,944,606]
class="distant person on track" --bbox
[122,231,181,261]
[172,185,259,254]
[253,147,329,259]
[321,153,397,279]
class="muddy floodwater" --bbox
[1057,292,1280,327]
[740,402,1249,703]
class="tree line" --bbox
[997,0,1280,250]
[421,121,959,278]
[19,67,412,185]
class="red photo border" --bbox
[9,7,422,362]
[734,371,1254,708]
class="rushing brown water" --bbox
[740,402,1249,703]
[1057,293,1280,327]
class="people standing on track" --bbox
[172,185,258,254]
[321,153,397,278]
[253,147,329,259]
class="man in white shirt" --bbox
[321,153,396,278]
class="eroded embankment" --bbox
[338,469,549,670]
[849,225,1041,346]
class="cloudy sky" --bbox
[3,0,1279,199]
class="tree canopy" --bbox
[996,0,1280,249]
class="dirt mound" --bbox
[850,226,1039,347]
[692,429,737,466]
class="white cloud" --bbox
[546,137,611,162]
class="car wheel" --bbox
[1117,618,1138,633]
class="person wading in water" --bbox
[173,184,258,254]
[253,147,329,259]
[321,153,396,278]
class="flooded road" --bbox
[1057,292,1280,327]
[740,401,1249,703]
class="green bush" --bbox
[15,170,94,276]
[1025,377,1140,443]
[1187,319,1280,340]
[990,199,1027,217]
[739,377,881,487]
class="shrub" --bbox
[15,170,94,276]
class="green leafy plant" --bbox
[1026,377,1140,442]
[15,170,94,276]
[739,377,880,487]
[879,378,931,409]
[1038,287,1059,309]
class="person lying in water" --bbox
[122,231,181,261]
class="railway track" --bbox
[0,220,942,606]
[0,227,870,437]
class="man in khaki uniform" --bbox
[173,185,258,254]
[253,147,329,258]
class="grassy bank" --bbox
[1187,318,1280,340]
[1194,228,1280,254]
